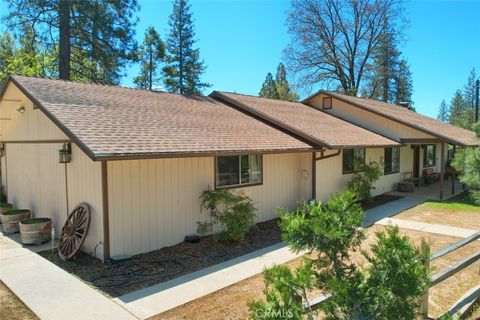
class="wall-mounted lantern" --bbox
[0,143,5,157]
[58,143,72,163]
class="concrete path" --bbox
[363,197,426,227]
[375,217,478,238]
[0,233,138,320]
[115,242,303,319]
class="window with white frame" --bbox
[384,147,400,174]
[215,155,262,188]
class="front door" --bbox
[413,146,420,178]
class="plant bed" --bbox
[0,203,13,215]
[360,194,403,210]
[1,209,31,233]
[19,218,52,245]
[39,218,282,297]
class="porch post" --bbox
[452,145,456,195]
[440,143,445,200]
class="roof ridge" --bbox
[218,91,303,105]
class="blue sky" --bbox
[1,0,479,118]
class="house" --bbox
[0,75,477,261]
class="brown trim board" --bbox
[101,161,110,261]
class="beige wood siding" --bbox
[67,145,104,260]
[0,83,67,141]
[107,153,312,257]
[6,143,68,236]
[308,94,434,140]
[314,146,413,201]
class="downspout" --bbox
[311,149,341,199]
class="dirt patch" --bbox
[0,281,38,320]
[39,219,282,297]
[395,203,480,231]
[154,225,480,320]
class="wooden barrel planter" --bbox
[19,218,52,245]
[1,209,31,233]
[0,203,13,224]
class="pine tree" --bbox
[134,27,165,91]
[449,90,468,128]
[163,0,209,95]
[274,63,300,101]
[437,99,450,122]
[0,33,15,83]
[259,73,279,99]
[4,0,139,83]
[395,59,413,107]
[463,68,477,108]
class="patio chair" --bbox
[397,171,414,192]
[423,167,440,185]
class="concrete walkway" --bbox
[0,233,138,320]
[115,242,303,319]
[363,197,426,227]
[375,217,478,238]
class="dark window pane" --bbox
[384,147,392,173]
[216,156,239,187]
[392,147,400,172]
[343,149,355,173]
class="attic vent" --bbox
[322,97,332,110]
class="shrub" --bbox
[347,159,383,202]
[249,189,430,320]
[199,188,256,243]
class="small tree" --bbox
[249,189,430,319]
[452,123,480,204]
[347,159,383,202]
[199,188,256,243]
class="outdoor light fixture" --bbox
[0,143,5,157]
[16,106,25,114]
[58,143,72,163]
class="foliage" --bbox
[163,0,210,95]
[285,0,405,95]
[4,0,139,84]
[250,189,430,320]
[447,68,478,129]
[199,188,256,243]
[259,63,300,101]
[395,59,413,107]
[347,159,383,202]
[362,226,430,319]
[134,27,166,90]
[248,262,316,320]
[452,127,480,204]
[437,99,450,122]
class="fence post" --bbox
[420,257,430,319]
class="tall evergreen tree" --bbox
[274,63,300,101]
[463,68,477,108]
[0,33,15,83]
[4,0,139,84]
[449,90,468,128]
[163,0,209,95]
[134,27,165,91]
[437,99,450,122]
[259,73,279,99]
[395,59,413,107]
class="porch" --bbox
[387,178,466,201]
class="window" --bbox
[342,148,365,174]
[322,97,332,110]
[423,144,436,167]
[384,147,400,174]
[216,155,262,188]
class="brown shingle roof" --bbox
[309,91,478,146]
[211,91,400,149]
[6,76,314,160]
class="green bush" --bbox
[249,189,430,320]
[347,159,383,202]
[199,188,256,243]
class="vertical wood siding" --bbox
[107,153,312,257]
[308,95,435,140]
[67,145,104,260]
[6,144,67,236]
[0,83,67,141]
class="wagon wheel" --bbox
[58,203,91,261]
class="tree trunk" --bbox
[59,0,71,80]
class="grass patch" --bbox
[423,193,480,212]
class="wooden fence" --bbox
[305,231,480,319]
